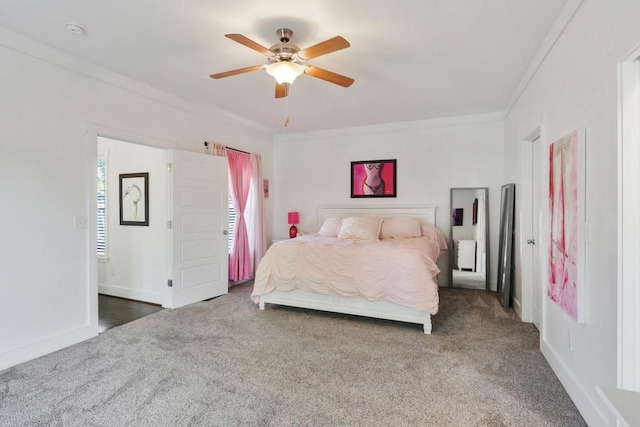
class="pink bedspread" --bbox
[251,235,441,314]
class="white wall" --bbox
[502,1,640,424]
[272,115,504,288]
[0,28,272,370]
[97,137,167,305]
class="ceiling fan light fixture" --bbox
[266,61,304,85]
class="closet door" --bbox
[166,149,228,308]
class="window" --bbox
[228,196,236,252]
[97,156,107,258]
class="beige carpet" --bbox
[0,283,585,426]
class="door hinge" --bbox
[167,221,173,229]
[167,279,173,287]
[166,162,173,171]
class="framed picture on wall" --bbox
[350,159,397,198]
[453,208,463,226]
[119,172,149,226]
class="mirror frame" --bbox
[449,187,490,291]
[496,183,515,308]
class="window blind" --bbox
[228,197,236,252]
[97,158,107,257]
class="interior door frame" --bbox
[86,124,178,334]
[530,133,544,331]
[520,124,546,327]
[617,47,640,391]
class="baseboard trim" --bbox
[0,324,96,371]
[512,295,523,320]
[541,339,611,426]
[98,283,164,305]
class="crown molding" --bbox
[0,26,270,139]
[274,112,504,142]
[503,0,585,120]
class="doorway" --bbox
[96,137,169,305]
[520,126,544,328]
[94,136,229,332]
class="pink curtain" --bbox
[248,153,267,271]
[211,143,227,157]
[227,150,253,281]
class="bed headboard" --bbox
[318,206,437,228]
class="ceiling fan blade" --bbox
[210,65,264,79]
[304,66,355,88]
[275,83,288,98]
[225,34,273,56]
[298,36,350,60]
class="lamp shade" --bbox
[288,211,299,225]
[266,61,304,85]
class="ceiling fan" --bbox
[210,28,355,98]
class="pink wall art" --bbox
[548,128,586,323]
[350,159,397,198]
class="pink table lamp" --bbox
[288,211,299,238]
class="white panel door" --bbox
[167,149,228,308]
[531,137,543,330]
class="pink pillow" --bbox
[318,217,342,237]
[379,217,421,239]
[421,221,448,253]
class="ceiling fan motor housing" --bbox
[270,28,301,63]
[276,28,293,43]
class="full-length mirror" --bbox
[497,183,515,308]
[449,188,489,290]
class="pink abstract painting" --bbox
[548,129,583,321]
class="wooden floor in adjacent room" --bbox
[98,294,164,333]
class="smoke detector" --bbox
[65,23,85,35]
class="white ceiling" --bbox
[0,0,567,134]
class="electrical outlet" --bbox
[110,267,116,276]
[567,331,574,351]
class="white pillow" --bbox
[337,216,383,241]
[379,217,421,239]
[318,217,342,237]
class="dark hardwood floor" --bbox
[98,294,163,333]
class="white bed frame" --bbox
[259,206,438,334]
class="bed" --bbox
[251,206,446,333]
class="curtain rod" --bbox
[204,141,249,155]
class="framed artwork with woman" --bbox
[350,159,397,198]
